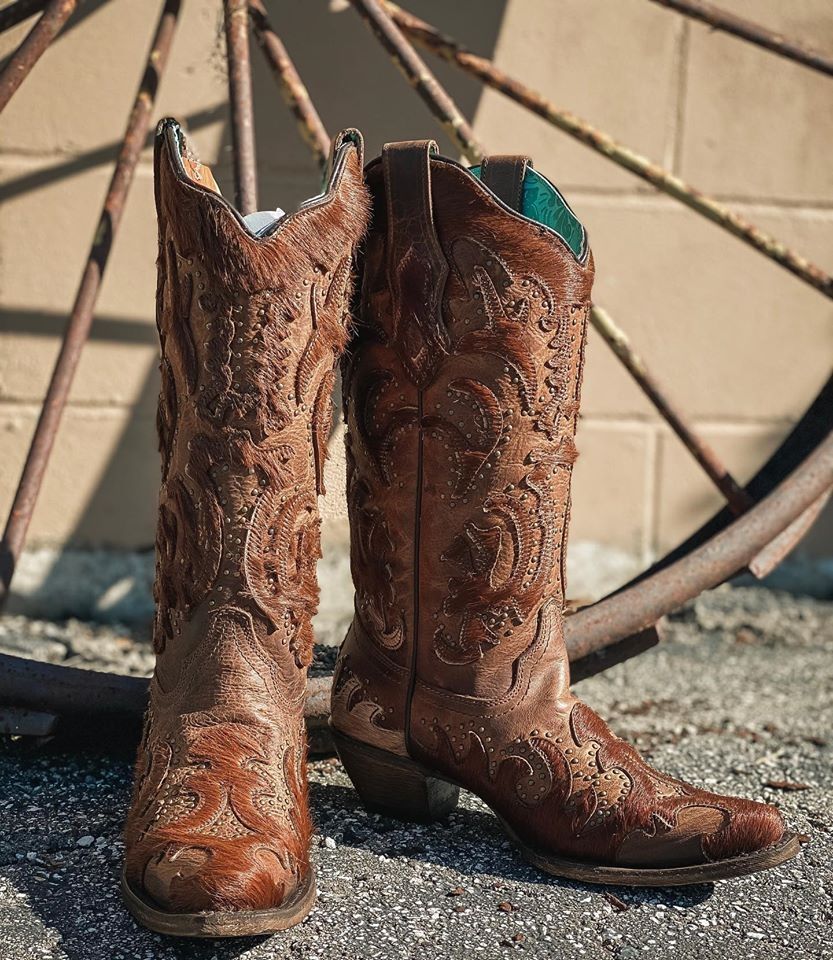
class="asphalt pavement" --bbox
[0,584,830,960]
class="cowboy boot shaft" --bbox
[124,122,369,926]
[151,130,361,678]
[336,142,593,746]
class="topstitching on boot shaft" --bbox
[332,140,797,884]
[122,119,370,933]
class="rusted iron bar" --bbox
[0,652,335,751]
[565,429,833,659]
[248,0,330,169]
[649,0,833,79]
[348,0,484,163]
[0,0,47,34]
[591,305,753,515]
[224,0,258,214]
[748,488,831,578]
[382,2,833,301]
[0,0,181,606]
[0,0,77,113]
[570,624,661,684]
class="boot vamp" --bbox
[413,698,784,869]
[125,710,310,912]
[124,609,311,913]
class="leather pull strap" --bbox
[382,140,449,386]
[480,155,531,212]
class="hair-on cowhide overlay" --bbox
[124,130,370,913]
[333,144,786,872]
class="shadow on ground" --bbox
[0,587,830,959]
[0,737,717,960]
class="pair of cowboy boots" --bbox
[122,120,799,937]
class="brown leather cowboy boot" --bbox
[331,140,800,886]
[122,119,369,936]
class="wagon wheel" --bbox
[0,0,830,748]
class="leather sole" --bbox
[332,729,803,887]
[497,815,802,886]
[120,865,316,937]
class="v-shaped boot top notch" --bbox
[371,140,587,262]
[155,117,364,239]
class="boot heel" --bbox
[332,730,459,823]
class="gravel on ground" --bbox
[0,583,830,960]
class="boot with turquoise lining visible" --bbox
[331,140,801,886]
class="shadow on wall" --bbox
[3,1,509,614]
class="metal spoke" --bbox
[0,0,77,113]
[348,0,484,163]
[648,0,833,79]
[223,0,258,214]
[381,2,833,301]
[591,306,753,515]
[248,0,330,169]
[0,0,182,606]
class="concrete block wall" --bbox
[1,0,831,573]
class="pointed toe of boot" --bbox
[700,795,789,863]
[613,796,790,874]
[123,842,315,937]
[140,845,295,913]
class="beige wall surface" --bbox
[1,0,831,569]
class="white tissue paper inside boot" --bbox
[243,207,286,236]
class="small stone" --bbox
[447,886,466,897]
[764,779,810,792]
[497,901,515,913]
[604,891,629,912]
[323,836,337,850]
[76,836,95,848]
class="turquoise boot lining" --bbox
[469,164,585,259]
